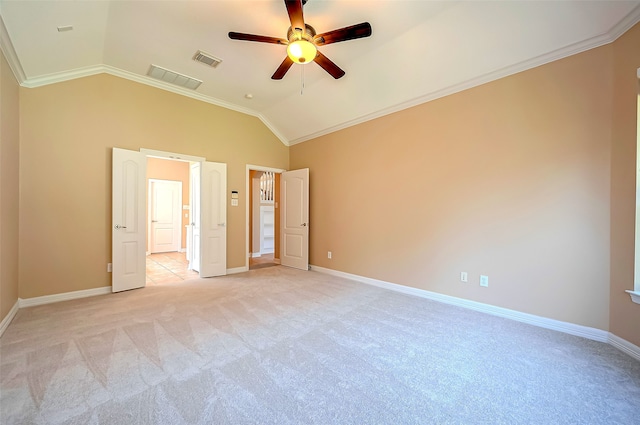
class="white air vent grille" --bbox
[193,50,222,68]
[146,64,202,90]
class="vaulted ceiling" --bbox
[1,1,639,145]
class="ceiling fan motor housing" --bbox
[287,24,316,42]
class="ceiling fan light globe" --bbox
[287,40,317,64]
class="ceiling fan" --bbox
[228,0,372,80]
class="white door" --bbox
[281,168,309,270]
[112,148,147,292]
[149,180,182,253]
[189,162,201,271]
[200,161,227,277]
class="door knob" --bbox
[218,223,226,227]
[114,224,127,229]
[301,223,307,227]
[151,220,158,223]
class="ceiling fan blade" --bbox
[285,0,305,32]
[314,51,345,79]
[228,32,288,45]
[313,22,372,46]
[272,56,295,80]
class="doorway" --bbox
[248,169,280,270]
[146,158,193,285]
[247,165,285,270]
[245,165,310,272]
[112,148,227,293]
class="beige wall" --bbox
[6,23,640,346]
[610,23,640,347]
[291,44,614,330]
[19,73,288,299]
[147,157,190,250]
[0,49,20,321]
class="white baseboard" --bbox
[608,333,640,361]
[251,252,262,258]
[179,248,186,253]
[227,266,248,275]
[310,265,611,344]
[19,286,112,308]
[0,300,19,338]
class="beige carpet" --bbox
[1,266,639,424]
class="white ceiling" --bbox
[1,1,639,145]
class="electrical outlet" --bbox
[328,251,332,259]
[460,272,468,282]
[480,275,489,287]
[107,263,112,273]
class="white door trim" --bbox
[140,148,205,163]
[245,164,286,270]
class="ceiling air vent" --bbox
[193,50,222,68]
[146,64,202,90]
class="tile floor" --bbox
[249,253,277,270]
[146,252,199,285]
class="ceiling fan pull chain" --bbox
[300,64,305,95]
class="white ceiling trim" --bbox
[0,14,25,84]
[610,3,640,40]
[2,4,640,148]
[287,4,640,146]
[0,16,290,146]
[18,64,289,146]
[20,64,104,88]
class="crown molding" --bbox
[0,14,25,84]
[288,5,640,145]
[608,3,640,41]
[19,64,290,145]
[20,65,104,88]
[6,3,640,148]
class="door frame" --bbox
[143,149,205,261]
[143,149,206,274]
[113,148,228,291]
[245,164,285,270]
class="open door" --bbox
[281,168,309,270]
[199,161,227,277]
[112,148,147,292]
[188,162,201,271]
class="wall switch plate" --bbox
[328,251,332,259]
[480,275,489,287]
[107,263,112,273]
[231,199,238,207]
[460,272,468,282]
